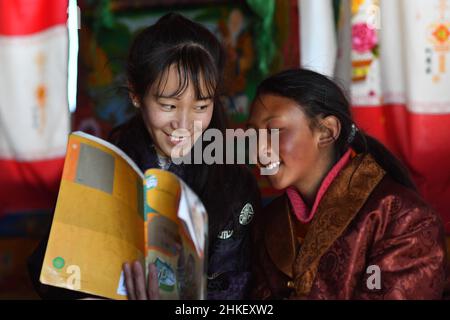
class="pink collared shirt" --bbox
[286,149,353,223]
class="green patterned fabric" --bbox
[246,0,276,76]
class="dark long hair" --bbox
[109,13,247,245]
[254,68,416,190]
[126,12,227,131]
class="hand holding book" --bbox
[123,261,160,300]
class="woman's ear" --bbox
[128,82,141,108]
[317,116,341,148]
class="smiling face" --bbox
[135,64,214,158]
[248,94,325,191]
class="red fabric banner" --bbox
[0,0,68,36]
[353,104,450,232]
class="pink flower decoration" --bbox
[352,23,378,53]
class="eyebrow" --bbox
[154,94,213,101]
[263,115,280,123]
[246,116,280,129]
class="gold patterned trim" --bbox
[292,154,386,297]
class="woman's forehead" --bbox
[248,94,305,126]
[152,64,214,99]
[250,95,295,116]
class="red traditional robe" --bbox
[250,153,448,299]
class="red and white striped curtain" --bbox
[300,0,450,233]
[0,0,70,216]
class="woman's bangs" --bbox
[153,45,218,100]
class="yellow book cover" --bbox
[39,132,208,300]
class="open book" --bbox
[39,132,208,300]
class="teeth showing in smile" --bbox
[169,135,187,143]
[263,161,281,170]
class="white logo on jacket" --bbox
[239,203,254,225]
